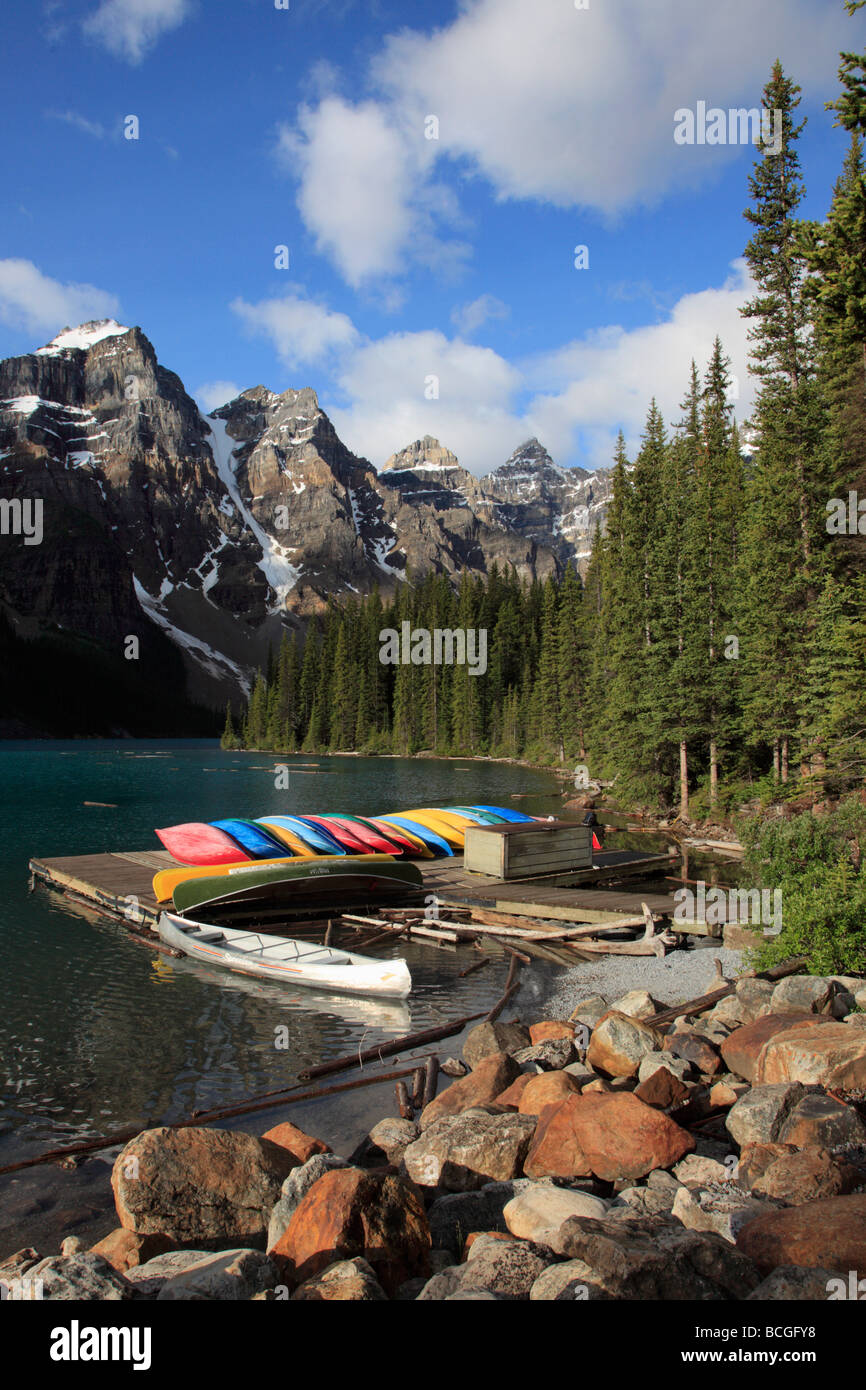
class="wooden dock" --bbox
[28,844,716,935]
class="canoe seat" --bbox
[191,928,225,943]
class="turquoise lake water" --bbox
[0,743,565,1191]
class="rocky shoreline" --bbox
[4,968,866,1302]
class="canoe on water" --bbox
[152,853,397,905]
[172,857,424,916]
[158,911,412,999]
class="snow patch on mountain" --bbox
[36,320,130,355]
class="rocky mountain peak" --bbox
[35,319,132,356]
[382,436,461,473]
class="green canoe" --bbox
[172,857,424,916]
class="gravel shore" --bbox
[541,942,746,1015]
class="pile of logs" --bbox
[335,901,680,960]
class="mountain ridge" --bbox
[0,320,612,715]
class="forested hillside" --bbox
[229,40,866,817]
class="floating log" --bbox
[458,956,490,978]
[0,1064,429,1178]
[297,1011,489,1082]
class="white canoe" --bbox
[157,911,412,1000]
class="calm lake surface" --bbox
[0,741,569,1250]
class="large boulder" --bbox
[778,1092,866,1150]
[751,1147,861,1205]
[770,975,852,1017]
[156,1249,280,1301]
[633,1067,691,1111]
[734,977,775,1021]
[586,1012,663,1079]
[514,1039,577,1071]
[725,1083,805,1148]
[610,990,659,1020]
[556,1214,761,1299]
[402,1110,537,1191]
[270,1167,431,1296]
[267,1154,349,1251]
[755,1023,866,1089]
[420,1052,520,1128]
[517,1071,581,1115]
[503,1185,608,1247]
[720,1014,835,1083]
[529,1020,576,1044]
[25,1253,132,1301]
[663,1033,722,1076]
[736,1194,866,1278]
[417,1235,552,1301]
[524,1092,694,1182]
[111,1127,295,1247]
[463,1021,530,1069]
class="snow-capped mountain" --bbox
[0,322,611,711]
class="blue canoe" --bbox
[468,805,535,823]
[210,819,292,859]
[256,814,347,856]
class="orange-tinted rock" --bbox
[752,1147,860,1205]
[582,1078,612,1093]
[420,1052,520,1129]
[272,1167,431,1296]
[89,1229,174,1272]
[524,1092,694,1182]
[261,1122,331,1166]
[755,1024,866,1089]
[720,1013,835,1083]
[495,1074,534,1110]
[736,1194,866,1278]
[517,1071,580,1115]
[662,1033,721,1076]
[737,1143,796,1190]
[634,1067,690,1111]
[529,1020,575,1045]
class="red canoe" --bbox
[155,822,255,867]
[311,814,396,855]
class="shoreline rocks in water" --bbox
[4,969,866,1301]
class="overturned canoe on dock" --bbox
[158,912,412,998]
[171,858,425,915]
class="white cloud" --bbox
[195,381,241,412]
[277,96,469,288]
[523,260,755,469]
[45,109,105,140]
[230,290,359,370]
[83,0,192,64]
[451,294,510,337]
[375,0,849,215]
[252,262,755,475]
[0,259,121,337]
[278,0,851,289]
[331,330,523,472]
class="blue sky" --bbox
[0,0,860,473]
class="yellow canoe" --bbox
[153,852,396,904]
[399,808,469,847]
